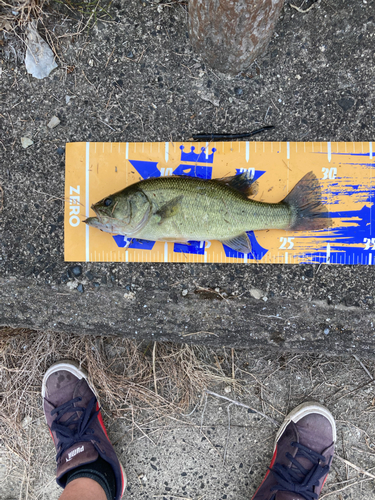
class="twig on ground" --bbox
[290,1,317,13]
[200,392,208,433]
[320,478,373,499]
[205,390,280,426]
[223,403,233,464]
[335,455,375,479]
[352,354,373,380]
[153,341,158,395]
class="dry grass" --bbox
[0,0,47,30]
[0,327,229,464]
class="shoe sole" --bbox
[274,401,337,451]
[42,359,128,497]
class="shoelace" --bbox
[270,442,330,500]
[51,396,100,462]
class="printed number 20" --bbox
[322,168,337,179]
[363,238,375,250]
[280,237,294,250]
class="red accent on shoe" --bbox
[96,402,110,440]
[95,401,126,496]
[251,445,278,500]
[49,428,55,444]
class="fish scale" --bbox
[125,177,292,242]
[65,141,374,265]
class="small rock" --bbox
[324,328,330,335]
[337,97,355,112]
[77,283,84,293]
[21,137,33,148]
[47,116,60,129]
[65,95,71,104]
[93,282,100,288]
[57,147,65,156]
[22,415,32,428]
[262,296,268,302]
[234,87,243,96]
[69,265,82,277]
[197,90,220,107]
[249,288,263,300]
[85,270,94,281]
[66,281,77,291]
[124,291,136,300]
[60,272,69,283]
[181,289,188,296]
[224,386,231,393]
[127,50,134,59]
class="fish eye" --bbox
[104,198,113,207]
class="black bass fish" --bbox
[84,171,331,254]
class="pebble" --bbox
[69,265,82,277]
[21,415,32,428]
[181,289,188,296]
[57,147,65,156]
[77,284,84,293]
[324,328,330,335]
[127,50,134,59]
[249,288,263,300]
[234,87,243,96]
[85,270,94,281]
[21,137,33,148]
[224,386,231,393]
[47,116,60,129]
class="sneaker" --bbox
[42,360,126,500]
[251,402,336,500]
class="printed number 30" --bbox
[322,167,337,179]
[280,237,294,250]
[363,238,375,250]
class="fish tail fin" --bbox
[284,171,331,231]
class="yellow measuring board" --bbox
[65,141,374,265]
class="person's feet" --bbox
[42,360,126,500]
[252,402,336,500]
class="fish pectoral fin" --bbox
[221,233,252,254]
[216,172,258,197]
[155,195,184,225]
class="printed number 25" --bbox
[322,168,337,179]
[363,238,375,250]
[280,237,294,250]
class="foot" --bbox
[42,360,126,500]
[251,402,336,500]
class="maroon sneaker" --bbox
[42,361,126,499]
[252,402,336,500]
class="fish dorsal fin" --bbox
[221,233,252,254]
[216,171,258,197]
[155,195,184,225]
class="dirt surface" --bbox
[1,1,375,499]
